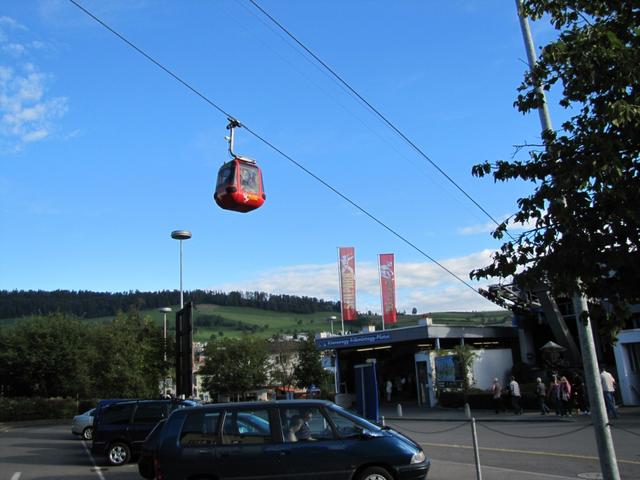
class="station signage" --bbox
[315,323,433,350]
[316,332,392,349]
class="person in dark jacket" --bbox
[548,376,562,415]
[559,376,572,417]
[572,374,590,415]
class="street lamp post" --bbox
[159,306,172,396]
[159,307,172,361]
[328,315,337,335]
[171,230,192,308]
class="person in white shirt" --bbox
[509,376,523,415]
[600,366,617,419]
[385,380,393,402]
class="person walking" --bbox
[536,377,550,415]
[491,378,503,414]
[548,376,562,415]
[509,376,522,415]
[573,374,590,415]
[559,376,572,416]
[385,380,393,403]
[600,366,618,419]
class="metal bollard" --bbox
[396,403,403,417]
[464,402,471,419]
[471,417,483,480]
[381,415,385,426]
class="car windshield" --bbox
[326,404,382,432]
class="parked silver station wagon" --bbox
[140,399,430,480]
[71,408,95,440]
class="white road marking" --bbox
[420,441,640,465]
[11,473,21,480]
[81,440,106,480]
[436,459,582,480]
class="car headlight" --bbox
[410,450,426,464]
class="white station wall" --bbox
[472,348,514,391]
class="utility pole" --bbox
[515,2,620,479]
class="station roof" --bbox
[314,323,516,350]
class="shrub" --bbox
[0,397,93,421]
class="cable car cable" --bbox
[67,0,488,298]
[240,122,480,295]
[233,0,487,226]
[246,0,518,242]
[67,0,234,122]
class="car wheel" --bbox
[107,442,131,466]
[82,427,93,441]
[356,466,393,480]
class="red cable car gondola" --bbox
[213,119,266,213]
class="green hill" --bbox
[1,305,511,341]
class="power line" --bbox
[246,0,515,240]
[67,0,485,298]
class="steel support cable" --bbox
[386,420,469,435]
[247,0,517,242]
[68,0,483,297]
[478,421,594,439]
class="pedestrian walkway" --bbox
[379,402,640,424]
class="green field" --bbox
[0,305,511,340]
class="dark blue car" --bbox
[148,399,430,480]
[91,398,198,466]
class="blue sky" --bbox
[1,1,562,314]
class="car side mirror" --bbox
[360,428,375,439]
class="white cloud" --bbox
[0,65,68,150]
[210,249,504,314]
[0,18,68,152]
[458,214,538,236]
[458,221,497,236]
[0,16,27,31]
[3,43,26,56]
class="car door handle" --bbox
[198,449,210,455]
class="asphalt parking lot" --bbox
[1,409,639,480]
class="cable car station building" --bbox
[315,318,518,407]
[314,283,640,409]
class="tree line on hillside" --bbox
[0,312,331,399]
[0,289,340,319]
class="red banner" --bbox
[379,253,397,324]
[338,247,357,321]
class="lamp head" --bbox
[171,230,192,240]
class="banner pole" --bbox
[337,247,345,335]
[378,254,385,331]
